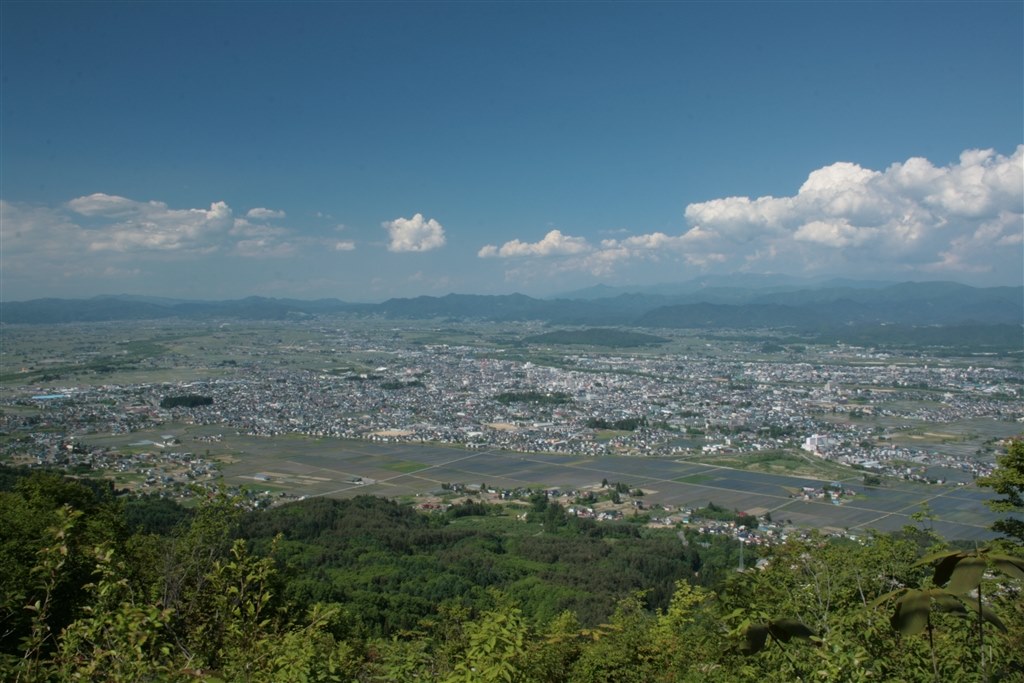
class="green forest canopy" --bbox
[0,442,1021,682]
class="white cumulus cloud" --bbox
[476,145,1023,285]
[0,193,318,298]
[683,145,1023,270]
[382,213,446,252]
[246,207,286,220]
[478,229,591,258]
[683,195,794,239]
[67,193,233,253]
[793,220,877,248]
[67,193,144,217]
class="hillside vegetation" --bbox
[1,444,1022,682]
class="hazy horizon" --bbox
[3,274,1023,309]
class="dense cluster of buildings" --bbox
[3,325,1021,493]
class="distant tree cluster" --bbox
[600,479,633,493]
[693,500,759,527]
[381,379,425,390]
[493,390,573,405]
[446,498,491,518]
[977,439,1024,544]
[863,473,884,487]
[586,416,647,431]
[159,394,213,409]
[759,424,796,438]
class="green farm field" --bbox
[78,422,1005,542]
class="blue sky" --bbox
[2,1,1021,302]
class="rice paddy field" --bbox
[87,423,1003,542]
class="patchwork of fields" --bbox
[196,433,1000,541]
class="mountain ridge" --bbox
[2,281,1021,333]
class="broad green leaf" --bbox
[916,549,961,566]
[948,556,986,595]
[927,590,967,615]
[959,596,1008,633]
[870,588,906,609]
[891,589,929,636]
[930,552,966,587]
[740,624,769,656]
[768,618,815,643]
[990,554,1024,581]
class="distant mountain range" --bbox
[0,295,371,324]
[555,273,897,300]
[2,281,1022,348]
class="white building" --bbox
[802,434,836,455]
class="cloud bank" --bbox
[66,193,233,253]
[479,146,1023,282]
[0,194,338,297]
[1,194,324,262]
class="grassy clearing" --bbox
[381,460,429,474]
[446,511,541,536]
[701,451,855,480]
[674,473,714,484]
[594,430,629,442]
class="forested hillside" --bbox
[1,445,1022,682]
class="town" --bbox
[1,318,1020,544]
